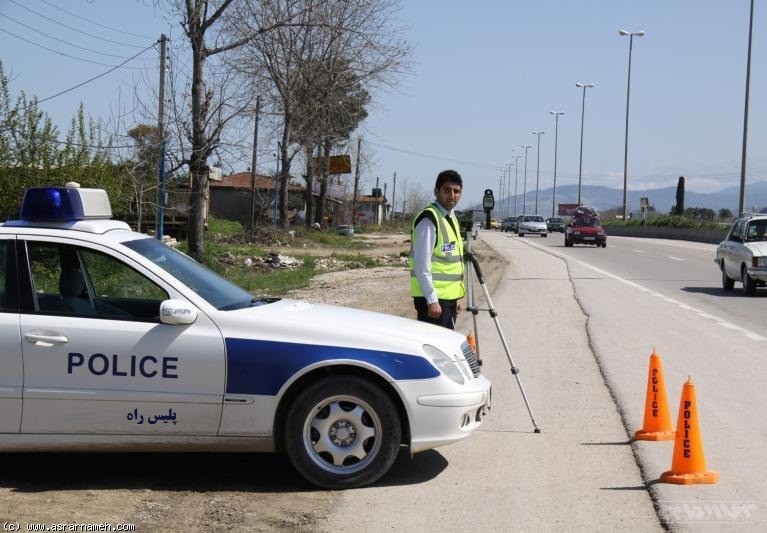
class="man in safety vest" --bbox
[410,170,465,329]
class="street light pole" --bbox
[619,29,645,221]
[522,144,532,215]
[549,111,564,218]
[506,162,513,218]
[512,155,522,217]
[575,82,594,206]
[532,131,546,215]
[739,0,755,216]
[498,174,504,221]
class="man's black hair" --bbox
[435,169,462,190]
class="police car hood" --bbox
[218,298,467,357]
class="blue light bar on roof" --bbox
[19,186,112,221]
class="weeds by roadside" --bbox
[176,217,409,296]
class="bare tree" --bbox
[227,0,411,228]
[164,0,264,260]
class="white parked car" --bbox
[0,184,491,489]
[716,214,767,295]
[517,215,548,237]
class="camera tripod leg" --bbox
[464,233,541,433]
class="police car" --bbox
[0,184,491,489]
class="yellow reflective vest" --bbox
[409,203,465,300]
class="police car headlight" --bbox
[423,344,464,385]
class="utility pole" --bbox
[352,137,362,225]
[391,172,397,219]
[383,182,388,221]
[249,95,261,232]
[156,34,167,240]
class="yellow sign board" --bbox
[311,155,352,175]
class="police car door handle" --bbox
[24,332,69,346]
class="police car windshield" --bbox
[122,238,273,310]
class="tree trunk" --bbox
[304,143,315,228]
[278,118,291,228]
[315,140,331,225]
[186,9,208,262]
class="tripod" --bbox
[464,231,541,433]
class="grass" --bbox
[174,216,404,296]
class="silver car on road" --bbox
[716,214,767,295]
[518,215,548,238]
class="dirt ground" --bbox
[0,233,503,532]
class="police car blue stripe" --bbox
[225,338,439,395]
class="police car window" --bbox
[27,243,64,311]
[79,250,167,301]
[27,242,167,320]
[122,237,269,311]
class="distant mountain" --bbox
[470,181,767,216]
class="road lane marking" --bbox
[668,256,684,261]
[520,238,766,343]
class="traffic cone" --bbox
[634,349,675,441]
[659,377,718,485]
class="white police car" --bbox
[0,184,491,489]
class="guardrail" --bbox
[604,225,728,244]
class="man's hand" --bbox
[427,301,442,319]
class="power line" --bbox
[0,12,155,60]
[0,27,154,69]
[37,0,156,40]
[7,0,146,48]
[367,140,505,171]
[0,40,159,118]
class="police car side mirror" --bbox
[160,299,198,325]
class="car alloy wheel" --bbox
[284,375,401,489]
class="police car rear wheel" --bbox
[284,376,401,489]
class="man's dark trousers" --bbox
[413,297,458,329]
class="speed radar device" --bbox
[482,189,495,229]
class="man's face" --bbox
[435,182,462,210]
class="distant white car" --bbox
[517,215,548,237]
[716,214,767,295]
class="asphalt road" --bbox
[505,231,767,530]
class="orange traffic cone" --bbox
[659,376,718,485]
[634,349,675,441]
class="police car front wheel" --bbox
[284,375,401,489]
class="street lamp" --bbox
[521,144,532,215]
[575,82,594,205]
[549,111,564,218]
[512,155,522,217]
[739,0,755,216]
[506,162,513,218]
[532,131,546,214]
[619,29,645,220]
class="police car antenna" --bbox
[464,231,541,433]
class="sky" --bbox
[1,0,766,211]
